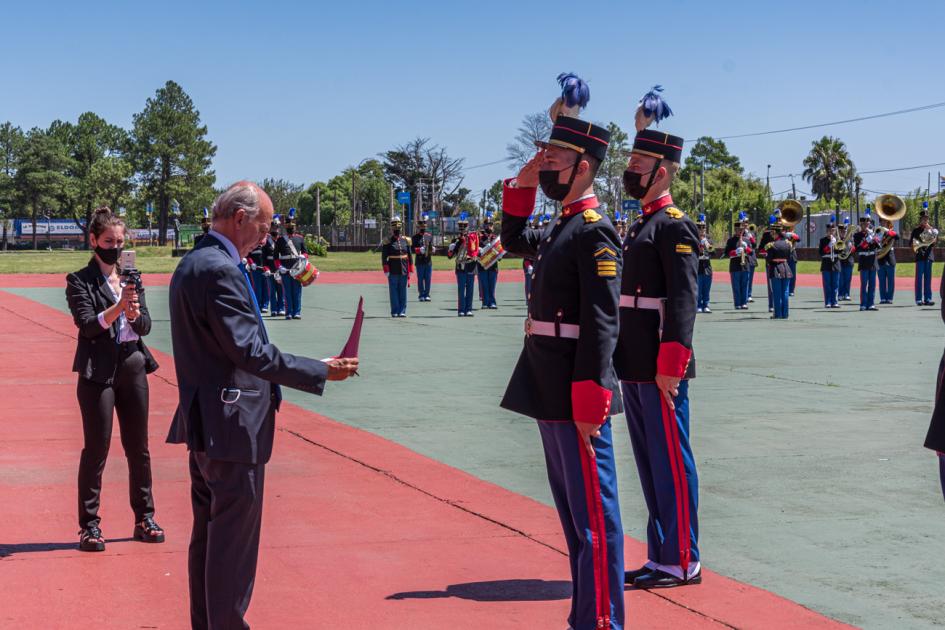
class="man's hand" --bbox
[515,150,544,189]
[575,421,601,458]
[655,373,681,412]
[324,357,359,381]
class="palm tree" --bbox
[802,136,855,205]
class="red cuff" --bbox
[571,380,613,425]
[823,246,831,254]
[502,178,537,217]
[657,341,693,379]
[746,247,753,254]
[408,264,414,273]
[383,264,390,273]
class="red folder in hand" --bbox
[339,297,364,358]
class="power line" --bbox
[692,101,945,142]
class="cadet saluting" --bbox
[500,73,625,630]
[615,86,702,589]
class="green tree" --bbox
[506,112,551,170]
[802,136,856,207]
[479,179,503,214]
[0,123,26,241]
[596,122,630,215]
[260,178,303,216]
[131,80,217,245]
[679,136,742,183]
[381,138,464,218]
[14,127,72,249]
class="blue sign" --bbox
[396,191,411,205]
[622,199,640,212]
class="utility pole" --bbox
[350,170,357,245]
[316,186,321,239]
[766,164,771,198]
[699,161,705,215]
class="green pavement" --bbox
[8,279,945,629]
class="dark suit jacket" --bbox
[65,259,159,385]
[166,235,328,464]
[926,272,945,453]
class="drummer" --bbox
[275,208,309,320]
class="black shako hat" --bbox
[632,129,684,163]
[539,115,611,162]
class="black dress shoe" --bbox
[133,516,165,543]
[624,565,652,584]
[632,569,702,589]
[79,526,105,552]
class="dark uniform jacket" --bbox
[765,237,793,279]
[746,231,758,268]
[819,236,841,272]
[65,259,159,385]
[877,230,899,267]
[411,230,434,266]
[247,242,265,269]
[615,195,698,382]
[854,229,880,271]
[447,232,479,273]
[166,235,327,464]
[382,235,413,275]
[500,182,622,424]
[758,230,773,276]
[926,272,945,453]
[275,233,307,271]
[785,231,800,261]
[911,226,936,262]
[262,234,277,271]
[839,229,855,268]
[724,234,751,273]
[193,231,208,248]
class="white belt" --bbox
[524,317,580,339]
[279,254,297,260]
[619,295,665,338]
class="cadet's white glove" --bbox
[278,267,288,275]
[736,247,745,255]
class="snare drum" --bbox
[290,258,318,286]
[478,238,506,270]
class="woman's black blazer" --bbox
[65,259,159,385]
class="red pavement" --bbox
[0,287,852,629]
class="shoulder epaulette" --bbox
[582,209,602,224]
[665,207,684,219]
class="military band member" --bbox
[616,87,701,590]
[877,218,899,304]
[911,208,938,306]
[501,73,625,630]
[446,213,479,316]
[411,214,434,302]
[193,207,210,247]
[853,212,880,311]
[766,222,794,319]
[246,237,269,313]
[724,219,752,309]
[745,218,757,303]
[838,217,855,301]
[275,209,307,319]
[615,211,628,240]
[783,225,801,296]
[925,271,945,501]
[758,215,776,312]
[264,216,284,316]
[383,216,413,317]
[696,214,713,313]
[477,212,500,309]
[819,216,841,308]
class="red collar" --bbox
[561,196,599,217]
[642,194,674,216]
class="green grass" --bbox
[0,248,940,276]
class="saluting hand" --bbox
[575,421,601,458]
[655,374,681,412]
[324,357,359,381]
[515,150,544,189]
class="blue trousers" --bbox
[860,269,877,309]
[916,260,933,303]
[283,274,302,317]
[269,275,284,314]
[456,271,475,314]
[821,270,840,307]
[772,277,790,318]
[538,419,624,630]
[478,268,498,307]
[730,270,747,308]
[387,274,407,316]
[697,273,712,309]
[840,264,854,299]
[878,264,895,302]
[622,381,699,573]
[250,269,268,311]
[747,265,755,298]
[416,263,432,300]
[788,258,797,293]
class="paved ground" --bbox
[2,270,943,628]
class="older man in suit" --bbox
[167,181,358,629]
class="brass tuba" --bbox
[875,194,906,259]
[777,199,803,228]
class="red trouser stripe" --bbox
[576,429,610,627]
[659,397,691,578]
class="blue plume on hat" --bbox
[615,211,622,220]
[738,211,748,221]
[843,216,851,225]
[202,207,209,219]
[635,85,673,132]
[272,214,281,224]
[421,213,430,221]
[459,212,468,221]
[829,214,836,223]
[768,215,777,225]
[924,201,930,209]
[485,210,494,219]
[288,207,297,220]
[698,213,706,223]
[549,72,590,121]
[864,206,871,216]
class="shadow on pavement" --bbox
[386,578,571,602]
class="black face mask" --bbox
[623,161,662,200]
[485,227,493,234]
[95,245,121,266]
[539,160,580,202]
[392,230,401,238]
[418,228,425,234]
[286,229,294,236]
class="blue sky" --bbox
[3,0,944,202]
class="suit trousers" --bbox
[76,349,154,530]
[188,451,266,630]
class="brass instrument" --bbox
[747,223,757,234]
[875,194,906,260]
[837,224,855,261]
[699,236,714,258]
[777,199,803,228]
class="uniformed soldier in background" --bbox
[447,213,479,316]
[819,216,841,308]
[411,214,434,302]
[615,211,628,240]
[766,221,794,319]
[246,236,269,313]
[854,212,880,311]
[500,73,625,630]
[615,86,701,590]
[193,208,210,247]
[911,209,938,306]
[745,219,758,303]
[477,212,499,309]
[877,217,899,304]
[696,214,713,313]
[757,215,776,313]
[382,216,413,317]
[838,217,855,301]
[724,217,752,310]
[275,209,308,319]
[264,215,284,316]
[783,223,801,296]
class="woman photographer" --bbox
[65,207,163,551]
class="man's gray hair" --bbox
[211,182,260,221]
